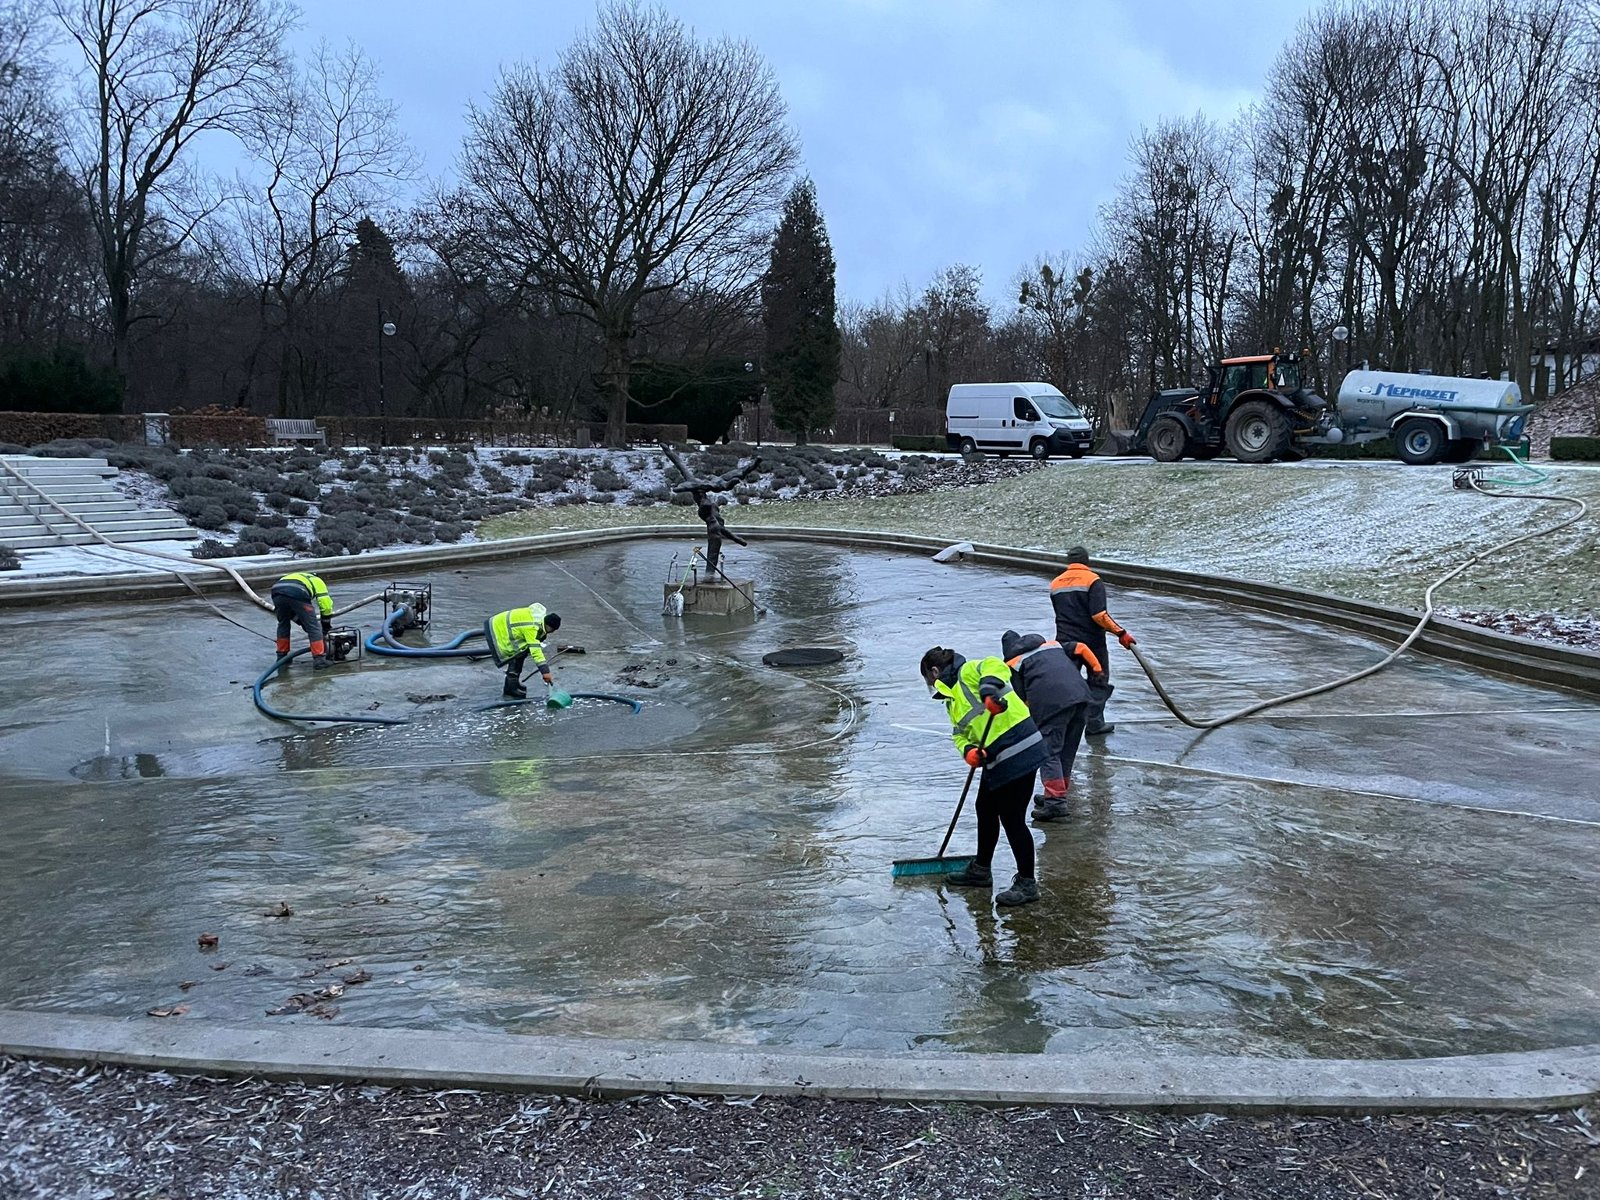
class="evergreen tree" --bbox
[761,180,840,444]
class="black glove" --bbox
[321,619,334,637]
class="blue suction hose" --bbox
[252,647,411,727]
[363,605,490,658]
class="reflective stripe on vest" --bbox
[988,727,1044,765]
[489,605,548,663]
[278,571,331,616]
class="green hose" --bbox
[1480,444,1549,488]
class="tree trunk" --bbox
[603,328,631,447]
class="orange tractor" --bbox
[1133,352,1335,463]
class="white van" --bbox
[944,382,1094,459]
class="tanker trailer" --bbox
[1326,370,1534,465]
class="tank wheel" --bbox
[1225,400,1292,463]
[1441,439,1478,464]
[1028,438,1052,461]
[1394,418,1447,466]
[958,437,977,456]
[1147,416,1189,463]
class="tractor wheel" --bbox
[1147,416,1189,463]
[1441,439,1478,464]
[1394,418,1447,465]
[1224,400,1292,463]
[1029,438,1051,461]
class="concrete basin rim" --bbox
[1,1009,1597,1112]
[3,523,1598,696]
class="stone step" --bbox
[6,483,126,499]
[15,518,193,537]
[4,527,200,550]
[1,455,116,472]
[0,499,142,516]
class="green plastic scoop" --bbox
[546,688,574,709]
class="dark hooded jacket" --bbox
[1000,631,1092,724]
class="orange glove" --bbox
[983,695,1007,715]
[964,746,988,768]
[541,672,554,686]
[1118,631,1137,649]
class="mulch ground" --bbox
[3,1058,1597,1199]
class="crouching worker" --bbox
[919,646,1049,907]
[271,570,335,669]
[1001,630,1104,822]
[485,603,562,699]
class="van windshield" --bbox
[1030,393,1082,419]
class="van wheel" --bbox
[958,437,977,456]
[1029,438,1051,461]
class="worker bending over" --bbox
[271,570,335,668]
[1001,630,1103,822]
[1048,546,1135,736]
[485,603,562,699]
[919,646,1048,907]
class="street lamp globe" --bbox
[1332,325,1349,343]
[382,321,396,337]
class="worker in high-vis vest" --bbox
[918,645,1049,907]
[484,603,562,699]
[1001,629,1104,822]
[1048,545,1135,736]
[270,571,334,668]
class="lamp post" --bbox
[1331,324,1350,392]
[376,301,396,448]
[744,360,762,446]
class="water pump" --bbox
[382,582,433,635]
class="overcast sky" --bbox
[294,0,1319,307]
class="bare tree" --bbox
[0,1,99,346]
[225,39,415,415]
[51,0,295,384]
[460,1,797,446]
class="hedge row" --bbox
[0,410,688,450]
[891,434,949,452]
[1551,437,1600,460]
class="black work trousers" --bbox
[974,769,1037,879]
[271,583,325,656]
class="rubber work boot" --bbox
[1032,800,1071,822]
[311,656,332,670]
[945,862,993,888]
[503,675,528,700]
[995,875,1041,906]
[1085,720,1115,737]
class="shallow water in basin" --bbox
[2,539,1598,1057]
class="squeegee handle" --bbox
[933,711,997,860]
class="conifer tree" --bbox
[761,180,841,444]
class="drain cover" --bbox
[761,647,845,668]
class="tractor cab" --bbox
[1218,354,1301,407]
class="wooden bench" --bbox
[267,417,325,444]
